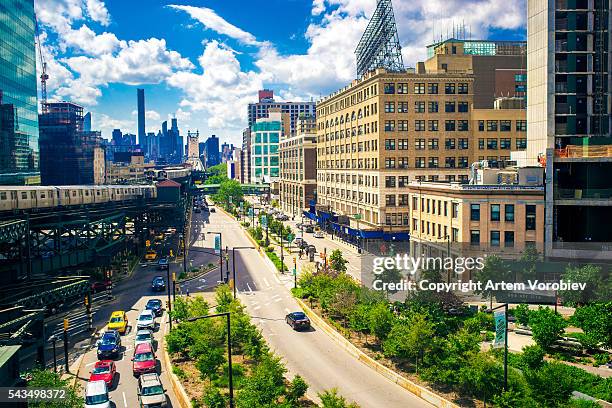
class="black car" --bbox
[158,258,169,271]
[145,299,163,316]
[97,330,122,359]
[304,226,314,233]
[285,312,311,331]
[151,276,166,292]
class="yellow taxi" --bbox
[145,249,157,261]
[155,233,164,241]
[107,311,128,334]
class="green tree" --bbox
[519,244,539,280]
[203,386,226,408]
[286,375,308,405]
[560,264,610,305]
[473,255,510,307]
[458,352,505,403]
[213,179,244,209]
[525,362,574,408]
[318,389,360,408]
[528,306,566,351]
[195,344,226,380]
[383,312,434,372]
[329,249,348,273]
[348,304,371,342]
[236,355,286,408]
[520,344,545,370]
[572,302,612,349]
[368,302,394,342]
[513,304,531,327]
[27,369,82,408]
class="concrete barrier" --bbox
[161,336,192,408]
[295,298,460,408]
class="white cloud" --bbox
[168,5,264,46]
[85,0,110,26]
[146,110,161,121]
[60,25,126,56]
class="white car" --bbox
[136,310,156,331]
[314,231,325,238]
[85,380,111,408]
[134,329,154,349]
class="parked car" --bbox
[293,237,304,247]
[145,249,157,261]
[107,311,128,334]
[97,330,121,359]
[138,373,168,407]
[134,329,154,349]
[89,361,116,389]
[157,258,169,270]
[285,311,311,331]
[314,231,325,238]
[84,380,111,408]
[145,298,163,316]
[132,342,157,376]
[151,276,165,292]
[91,281,110,293]
[136,310,156,331]
[305,225,314,233]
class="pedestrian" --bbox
[186,288,190,297]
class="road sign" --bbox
[248,208,253,217]
[214,235,221,252]
[170,249,174,257]
[292,267,297,276]
[493,310,506,349]
[63,318,69,331]
[286,233,295,243]
[261,216,267,227]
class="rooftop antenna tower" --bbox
[34,14,49,114]
[354,0,405,78]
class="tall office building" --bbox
[137,89,145,145]
[204,135,220,168]
[527,0,611,259]
[248,89,316,134]
[187,130,199,159]
[251,109,282,183]
[39,102,105,185]
[241,128,251,183]
[83,112,92,132]
[0,0,40,185]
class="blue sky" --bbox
[35,0,527,147]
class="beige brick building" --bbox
[279,115,317,216]
[105,153,154,184]
[316,68,528,233]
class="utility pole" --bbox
[49,335,57,372]
[172,272,176,302]
[63,318,69,373]
[166,266,172,330]
[280,235,284,274]
[85,292,92,331]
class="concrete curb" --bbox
[295,298,460,408]
[161,335,191,408]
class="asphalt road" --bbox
[195,207,431,408]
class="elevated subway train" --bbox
[0,185,158,212]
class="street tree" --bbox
[571,302,612,349]
[560,264,610,305]
[528,306,567,351]
[383,312,434,372]
[213,179,244,209]
[27,369,82,408]
[329,249,347,273]
[473,255,510,308]
[318,389,359,408]
[368,302,394,342]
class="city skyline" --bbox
[34,0,527,146]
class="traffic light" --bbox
[293,257,296,266]
[172,272,176,282]
[84,296,88,306]
[146,240,151,247]
[63,318,69,331]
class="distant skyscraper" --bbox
[112,129,123,145]
[137,88,145,145]
[83,112,92,132]
[247,89,315,135]
[0,0,40,185]
[187,130,199,159]
[204,135,220,168]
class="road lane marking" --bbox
[122,392,127,408]
[246,282,253,294]
[274,298,282,302]
[253,306,261,310]
[263,278,270,287]
[273,274,281,284]
[85,361,96,367]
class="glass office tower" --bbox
[0,0,40,185]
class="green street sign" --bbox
[248,208,253,216]
[286,234,295,243]
[354,214,362,220]
[261,216,267,227]
[292,267,297,276]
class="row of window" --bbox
[470,204,537,230]
[478,120,527,132]
[384,119,470,132]
[384,101,470,113]
[384,82,469,95]
[318,154,513,170]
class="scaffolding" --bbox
[355,0,404,78]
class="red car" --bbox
[132,342,156,376]
[89,360,116,388]
[91,281,111,293]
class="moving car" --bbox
[151,276,166,292]
[132,342,157,376]
[145,298,163,316]
[91,281,110,293]
[293,237,304,247]
[210,207,216,213]
[314,231,325,238]
[145,249,157,261]
[84,380,111,408]
[89,361,116,389]
[285,312,311,331]
[136,310,156,331]
[157,258,169,270]
[304,225,314,233]
[97,330,122,359]
[138,373,168,407]
[107,311,128,334]
[134,329,154,349]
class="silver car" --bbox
[134,329,154,349]
[136,310,156,331]
[138,373,167,407]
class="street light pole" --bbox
[49,335,57,372]
[62,318,69,373]
[280,235,284,274]
[225,246,229,282]
[231,247,254,299]
[207,232,223,283]
[488,303,509,392]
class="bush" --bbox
[286,375,308,404]
[528,306,566,350]
[265,249,287,272]
[521,345,545,370]
[513,304,531,327]
[593,353,610,366]
[318,388,359,408]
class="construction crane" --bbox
[34,14,49,113]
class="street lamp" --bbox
[187,313,235,408]
[48,335,57,372]
[231,247,255,298]
[206,231,224,283]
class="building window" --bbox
[516,120,527,132]
[397,83,408,94]
[452,227,459,242]
[428,157,439,168]
[504,231,515,247]
[470,230,480,246]
[398,139,409,150]
[398,157,409,168]
[445,83,456,94]
[386,195,396,206]
[385,158,396,169]
[398,176,409,187]
[415,139,425,150]
[500,120,512,131]
[385,176,396,188]
[428,120,439,131]
[500,138,511,149]
[470,204,480,221]
[458,156,469,168]
[384,139,396,150]
[491,204,500,221]
[526,205,536,230]
[458,83,469,94]
[428,101,439,113]
[428,83,439,94]
[398,102,409,113]
[478,138,485,150]
[445,101,456,112]
[491,231,500,247]
[414,83,425,94]
[458,102,469,112]
[504,204,514,222]
[487,139,498,149]
[516,138,527,149]
[458,138,468,149]
[415,101,425,113]
[445,138,456,149]
[398,120,409,131]
[384,83,395,94]
[487,120,498,131]
[452,203,459,218]
[415,157,425,168]
[445,120,456,131]
[384,102,395,113]
[478,120,485,131]
[415,120,425,131]
[428,138,439,150]
[458,120,469,131]
[384,120,395,131]
[445,157,456,168]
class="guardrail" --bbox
[555,145,612,159]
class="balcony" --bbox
[555,145,612,158]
